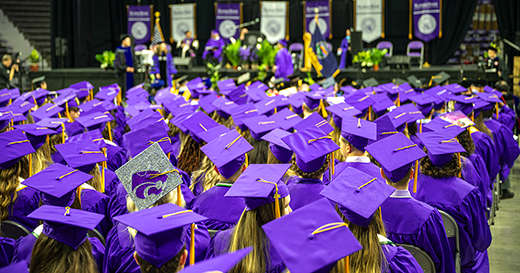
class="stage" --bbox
[29,65,479,92]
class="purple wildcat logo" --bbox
[131,171,167,199]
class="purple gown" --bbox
[8,186,40,230]
[323,157,382,185]
[494,105,515,131]
[191,183,245,230]
[485,118,520,173]
[64,121,85,137]
[206,229,285,273]
[151,53,177,87]
[287,178,327,211]
[461,156,488,211]
[338,37,348,69]
[202,38,225,62]
[412,175,492,273]
[274,48,293,80]
[381,242,423,273]
[381,190,456,273]
[80,187,111,237]
[471,130,499,183]
[0,237,15,267]
[106,144,128,172]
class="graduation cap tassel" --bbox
[107,121,113,142]
[320,99,328,118]
[439,0,442,38]
[397,93,401,107]
[65,101,72,123]
[419,119,422,133]
[471,112,474,122]
[413,160,419,193]
[61,124,66,144]
[28,153,32,177]
[367,106,372,121]
[329,153,335,181]
[177,186,182,206]
[190,223,196,265]
[408,0,413,40]
[46,135,49,146]
[457,153,462,178]
[76,188,82,207]
[496,102,499,119]
[345,256,350,273]
[245,153,249,168]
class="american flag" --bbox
[151,22,165,46]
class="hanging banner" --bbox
[303,0,332,39]
[215,3,242,40]
[355,0,382,43]
[128,6,152,44]
[170,4,196,43]
[260,1,288,44]
[412,0,441,42]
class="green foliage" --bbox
[29,49,40,64]
[257,64,268,81]
[206,62,221,90]
[305,72,315,85]
[352,48,388,67]
[255,40,278,67]
[95,50,115,69]
[224,39,241,67]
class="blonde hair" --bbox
[87,164,104,193]
[330,119,345,162]
[0,157,28,221]
[191,157,219,194]
[33,143,52,175]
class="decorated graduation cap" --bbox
[212,97,238,119]
[197,124,229,144]
[270,108,302,131]
[178,248,252,273]
[262,198,362,273]
[124,121,173,157]
[320,167,395,227]
[242,114,280,140]
[22,163,92,207]
[416,131,465,167]
[293,112,334,135]
[201,130,253,179]
[0,129,35,170]
[13,123,56,150]
[326,102,362,130]
[114,204,206,268]
[31,103,64,122]
[181,111,219,143]
[438,110,475,129]
[27,205,104,249]
[341,117,377,152]
[225,164,290,217]
[430,71,450,86]
[230,103,259,131]
[261,128,294,163]
[55,139,106,173]
[282,125,339,173]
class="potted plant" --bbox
[255,40,278,70]
[353,48,388,71]
[206,62,221,90]
[224,40,241,69]
[95,50,115,70]
[29,49,40,72]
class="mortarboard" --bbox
[343,92,375,112]
[31,75,46,86]
[438,110,474,129]
[0,88,20,104]
[287,92,306,115]
[320,167,395,227]
[245,86,269,102]
[181,111,219,143]
[53,88,78,107]
[55,139,106,173]
[363,77,379,87]
[200,130,253,179]
[212,97,238,119]
[451,95,479,116]
[293,112,334,135]
[217,79,236,94]
[78,99,104,113]
[255,97,279,116]
[127,109,168,132]
[230,103,259,131]
[385,104,425,130]
[269,108,302,132]
[416,131,465,167]
[409,93,437,116]
[13,123,56,150]
[423,117,465,136]
[227,84,249,105]
[261,128,294,163]
[170,110,195,135]
[0,129,35,170]
[430,71,450,86]
[341,117,377,152]
[27,205,104,249]
[241,115,280,140]
[198,93,219,114]
[36,118,68,129]
[326,103,362,130]
[67,129,106,150]
[262,198,362,273]
[197,125,230,144]
[303,91,324,110]
[472,99,492,118]
[406,75,423,88]
[445,83,466,94]
[371,115,398,144]
[31,103,64,122]
[124,122,173,157]
[476,92,502,103]
[76,111,114,132]
[96,84,120,101]
[10,99,35,115]
[178,248,252,273]
[393,78,407,85]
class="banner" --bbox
[128,6,151,44]
[170,4,196,43]
[261,1,288,44]
[355,0,382,43]
[309,25,339,78]
[215,3,242,40]
[412,0,441,42]
[304,0,332,39]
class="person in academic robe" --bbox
[485,45,507,80]
[273,40,293,81]
[114,35,135,94]
[177,30,199,59]
[203,30,225,65]
[337,28,352,69]
[151,42,177,88]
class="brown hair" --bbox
[331,119,345,162]
[457,129,475,157]
[30,233,99,273]
[267,150,284,165]
[177,136,203,177]
[86,164,104,193]
[290,154,329,179]
[190,157,219,193]
[245,135,269,165]
[0,157,28,221]
[473,114,493,141]
[420,148,461,178]
[136,246,186,273]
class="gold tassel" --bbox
[190,223,196,265]
[65,101,72,122]
[345,256,350,273]
[397,93,401,107]
[107,121,113,142]
[177,185,182,206]
[381,0,385,38]
[413,160,419,193]
[458,153,462,178]
[409,0,413,39]
[29,153,32,177]
[439,0,442,38]
[245,153,249,168]
[419,119,422,133]
[320,99,328,118]
[496,102,499,119]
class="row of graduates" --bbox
[0,74,517,273]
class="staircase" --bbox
[0,0,51,66]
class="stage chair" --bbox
[439,210,461,273]
[134,44,147,52]
[208,229,219,238]
[396,244,435,273]
[88,229,106,246]
[377,41,393,57]
[0,220,30,239]
[407,41,424,68]
[289,43,304,70]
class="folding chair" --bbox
[439,210,461,273]
[407,41,424,68]
[0,220,30,240]
[396,244,435,273]
[377,41,393,57]
[88,229,106,246]
[134,44,147,52]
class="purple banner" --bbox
[216,3,241,40]
[128,6,151,44]
[413,0,440,42]
[304,1,331,39]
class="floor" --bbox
[488,158,520,272]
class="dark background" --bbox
[51,0,519,69]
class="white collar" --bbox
[345,156,371,163]
[389,189,412,198]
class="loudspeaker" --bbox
[350,31,363,55]
[244,31,266,48]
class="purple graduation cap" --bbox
[197,124,230,144]
[262,198,362,273]
[181,111,219,143]
[261,128,294,163]
[201,130,253,179]
[372,97,395,116]
[226,84,249,105]
[22,163,92,206]
[0,262,29,273]
[451,95,479,116]
[127,109,168,132]
[212,97,238,119]
[0,129,35,170]
[326,102,362,130]
[473,99,492,117]
[31,104,64,122]
[170,110,194,134]
[0,88,20,104]
[365,133,426,183]
[241,114,280,140]
[36,117,68,129]
[217,79,236,94]
[114,204,206,268]
[385,104,425,131]
[178,248,252,273]
[53,88,78,107]
[293,112,334,135]
[55,139,106,173]
[164,99,194,118]
[341,117,377,152]
[230,103,259,131]
[416,131,465,167]
[76,111,114,132]
[409,93,438,116]
[245,86,269,103]
[0,108,13,130]
[255,97,278,116]
[78,99,104,113]
[198,93,219,114]
[116,143,183,211]
[67,129,106,150]
[303,91,324,110]
[124,121,173,157]
[423,117,465,136]
[476,92,502,103]
[27,205,104,249]
[225,164,291,214]
[269,108,302,131]
[370,114,398,144]
[13,124,56,150]
[10,99,35,115]
[343,92,375,112]
[287,92,306,115]
[96,84,120,101]
[320,167,395,227]
[282,126,339,173]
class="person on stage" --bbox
[0,54,18,89]
[485,43,507,80]
[203,30,225,65]
[337,28,352,69]
[151,42,177,88]
[273,40,293,80]
[114,35,135,95]
[177,30,199,59]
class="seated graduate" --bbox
[177,30,199,59]
[203,30,225,65]
[13,163,105,270]
[273,40,293,81]
[206,164,293,273]
[263,198,363,273]
[114,203,206,273]
[320,167,423,272]
[13,123,56,175]
[412,130,492,273]
[27,205,105,273]
[281,125,339,211]
[0,129,39,230]
[192,129,253,230]
[367,133,457,273]
[326,102,362,162]
[104,143,210,273]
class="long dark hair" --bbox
[177,136,203,177]
[246,135,269,164]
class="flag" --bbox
[151,22,165,46]
[309,25,339,79]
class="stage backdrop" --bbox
[170,3,196,43]
[355,0,382,43]
[127,5,152,44]
[215,3,242,41]
[260,1,288,44]
[412,0,441,42]
[303,0,332,39]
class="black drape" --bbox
[493,0,520,76]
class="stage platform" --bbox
[29,65,479,92]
